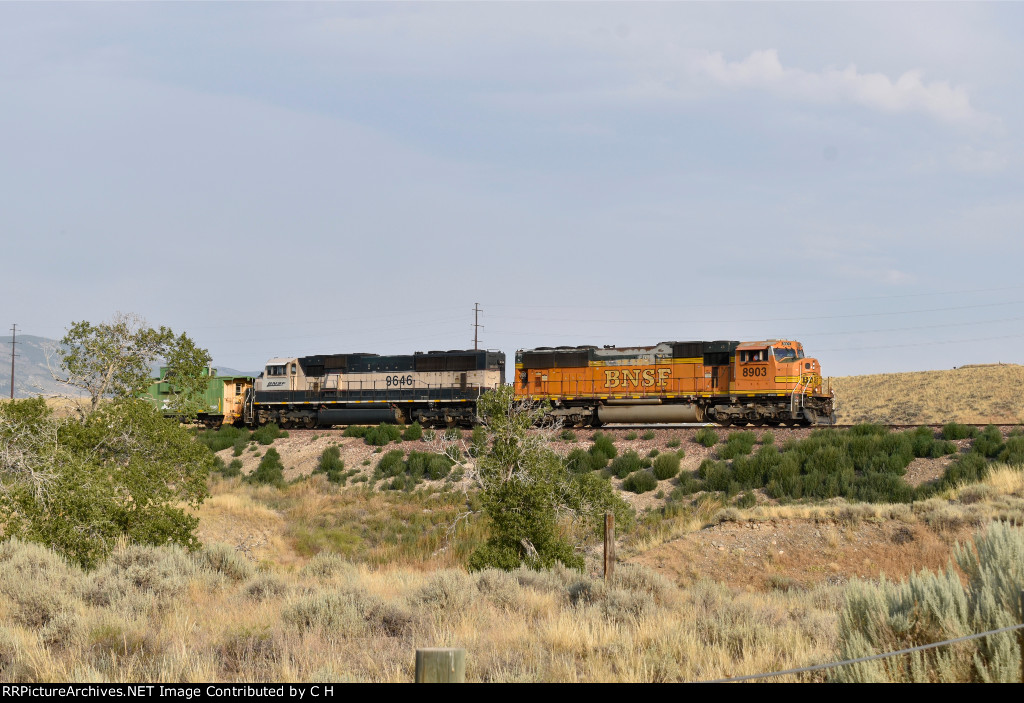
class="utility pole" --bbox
[9,323,17,399]
[472,303,482,350]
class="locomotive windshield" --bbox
[267,365,287,376]
[773,346,803,362]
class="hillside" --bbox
[0,334,73,397]
[830,363,1024,425]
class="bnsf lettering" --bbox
[266,381,287,387]
[385,375,415,388]
[604,368,671,388]
[741,367,767,378]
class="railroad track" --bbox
[277,422,1022,435]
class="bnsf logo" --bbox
[604,368,671,389]
[266,381,287,388]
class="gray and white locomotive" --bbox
[246,349,505,428]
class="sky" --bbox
[2,2,1022,378]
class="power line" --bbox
[487,284,1024,310]
[486,300,1024,326]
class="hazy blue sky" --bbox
[2,2,1022,377]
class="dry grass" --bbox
[0,539,842,683]
[830,364,1024,425]
[195,476,488,571]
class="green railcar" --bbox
[145,367,253,427]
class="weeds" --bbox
[695,427,719,448]
[252,423,288,446]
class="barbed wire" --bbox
[704,622,1024,683]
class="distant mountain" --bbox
[0,334,256,399]
[0,334,75,397]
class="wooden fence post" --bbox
[415,647,466,683]
[1019,589,1023,685]
[604,511,615,581]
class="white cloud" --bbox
[692,49,991,128]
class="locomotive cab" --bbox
[259,358,305,393]
[733,340,824,395]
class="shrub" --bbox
[718,431,757,459]
[997,436,1024,467]
[427,454,453,480]
[197,424,250,453]
[313,446,346,483]
[401,422,423,441]
[734,491,757,509]
[673,474,704,495]
[933,452,990,492]
[247,448,285,487]
[342,426,368,438]
[622,470,658,494]
[610,450,644,479]
[317,446,344,472]
[365,423,402,446]
[444,427,463,441]
[283,591,372,635]
[625,431,638,441]
[641,430,656,441]
[417,570,474,611]
[667,437,681,448]
[591,432,617,460]
[201,543,254,581]
[560,429,577,442]
[972,425,1005,459]
[651,453,681,480]
[836,522,1024,682]
[475,569,523,611]
[942,423,979,440]
[223,459,243,477]
[760,431,774,445]
[565,448,596,473]
[695,427,719,447]
[376,450,407,478]
[698,459,732,492]
[588,449,611,470]
[847,423,890,437]
[252,423,287,445]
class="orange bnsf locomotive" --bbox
[514,339,834,427]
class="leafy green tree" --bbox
[0,397,212,568]
[50,312,211,417]
[466,386,632,571]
